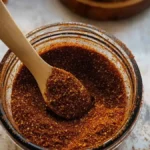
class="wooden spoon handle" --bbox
[0,1,51,79]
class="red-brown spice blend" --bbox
[46,67,93,120]
[11,44,127,150]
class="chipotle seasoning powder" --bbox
[46,67,93,120]
[11,44,127,150]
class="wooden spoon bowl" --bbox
[60,0,150,20]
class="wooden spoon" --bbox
[0,1,92,119]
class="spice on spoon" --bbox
[45,67,93,120]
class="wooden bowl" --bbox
[2,0,8,4]
[60,0,150,20]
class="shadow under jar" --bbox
[0,22,142,150]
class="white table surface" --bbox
[0,0,150,150]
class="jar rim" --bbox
[0,22,143,150]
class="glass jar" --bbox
[0,22,143,150]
